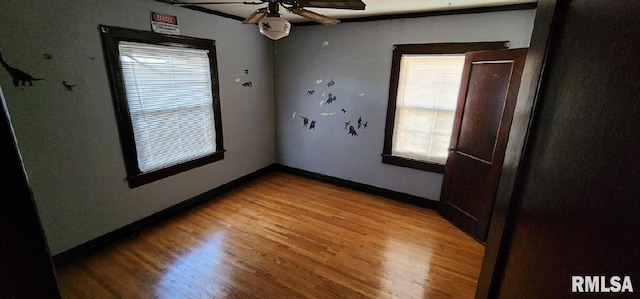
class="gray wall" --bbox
[0,1,535,255]
[0,0,275,254]
[274,10,536,201]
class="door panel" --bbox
[439,49,527,242]
[456,62,512,162]
[442,154,493,235]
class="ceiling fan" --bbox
[166,0,366,40]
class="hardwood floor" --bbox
[56,172,484,298]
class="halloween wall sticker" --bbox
[326,78,335,87]
[357,116,368,129]
[325,93,337,105]
[0,51,45,87]
[343,116,369,137]
[300,115,309,127]
[242,69,252,87]
[344,120,351,131]
[62,81,77,92]
[296,114,317,130]
[235,68,252,87]
[348,125,358,136]
[294,73,372,137]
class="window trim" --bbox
[382,42,508,173]
[100,25,224,188]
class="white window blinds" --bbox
[392,54,465,164]
[118,41,217,172]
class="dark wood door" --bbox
[439,49,527,242]
[0,87,61,298]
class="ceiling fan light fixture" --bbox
[258,16,291,40]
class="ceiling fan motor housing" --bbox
[168,0,365,39]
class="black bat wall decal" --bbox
[326,93,337,104]
[299,115,309,127]
[327,78,335,87]
[62,81,76,92]
[348,125,358,136]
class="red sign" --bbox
[152,13,177,25]
[151,12,180,35]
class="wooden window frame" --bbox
[100,25,224,188]
[382,42,508,173]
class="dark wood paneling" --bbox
[1,90,61,298]
[488,1,640,297]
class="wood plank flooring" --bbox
[55,172,484,298]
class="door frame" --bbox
[0,86,61,298]
[475,0,562,297]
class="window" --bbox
[382,42,507,173]
[100,26,224,187]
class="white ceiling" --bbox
[174,0,537,23]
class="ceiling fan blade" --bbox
[294,0,365,10]
[243,7,268,23]
[175,1,264,6]
[289,7,340,25]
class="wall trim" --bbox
[181,4,246,22]
[52,164,276,266]
[297,3,538,26]
[272,164,439,210]
[155,1,537,26]
[53,163,437,266]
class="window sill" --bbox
[381,154,445,174]
[127,150,225,188]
